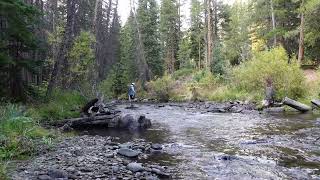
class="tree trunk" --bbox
[298,0,305,65]
[270,0,277,46]
[130,0,150,84]
[206,0,212,70]
[283,97,311,112]
[47,0,76,94]
[204,0,208,69]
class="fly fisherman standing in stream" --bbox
[128,83,136,103]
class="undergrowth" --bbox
[0,104,57,179]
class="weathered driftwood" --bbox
[311,99,320,108]
[81,98,99,116]
[283,97,311,112]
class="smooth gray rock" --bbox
[127,163,144,172]
[112,166,120,173]
[117,148,140,158]
[151,144,162,150]
[38,175,51,180]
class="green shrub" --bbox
[232,47,306,101]
[208,86,251,102]
[0,104,52,161]
[0,162,7,180]
[35,90,86,122]
[148,75,174,102]
[172,68,194,80]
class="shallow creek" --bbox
[82,104,320,179]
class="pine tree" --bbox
[0,0,43,100]
[137,0,163,78]
[190,0,205,69]
[160,0,181,74]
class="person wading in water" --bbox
[128,83,136,103]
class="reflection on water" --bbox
[82,104,320,179]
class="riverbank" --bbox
[10,135,171,180]
[3,102,320,179]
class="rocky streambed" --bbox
[11,136,172,180]
[9,102,320,179]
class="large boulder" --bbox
[119,114,134,128]
[118,114,151,131]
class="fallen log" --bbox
[311,99,320,108]
[56,113,151,132]
[283,97,311,112]
[66,114,119,128]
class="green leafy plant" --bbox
[232,46,306,101]
[35,90,85,122]
[148,74,175,102]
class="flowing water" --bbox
[84,104,320,179]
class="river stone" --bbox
[47,168,68,178]
[119,143,133,149]
[112,166,120,173]
[38,175,51,180]
[127,163,144,172]
[151,144,162,150]
[146,175,160,180]
[151,168,170,178]
[117,148,140,157]
[138,115,152,128]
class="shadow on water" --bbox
[77,124,170,144]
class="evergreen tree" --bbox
[0,0,43,100]
[137,0,163,78]
[119,14,139,82]
[178,33,193,69]
[224,1,251,65]
[190,0,205,69]
[304,0,320,61]
[160,0,181,74]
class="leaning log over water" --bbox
[283,97,311,112]
[311,99,320,108]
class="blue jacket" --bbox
[128,85,136,96]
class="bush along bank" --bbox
[0,90,87,179]
[146,47,317,106]
[0,104,56,179]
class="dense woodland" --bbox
[1,0,320,178]
[1,0,320,102]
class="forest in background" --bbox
[1,0,320,102]
[1,0,320,178]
